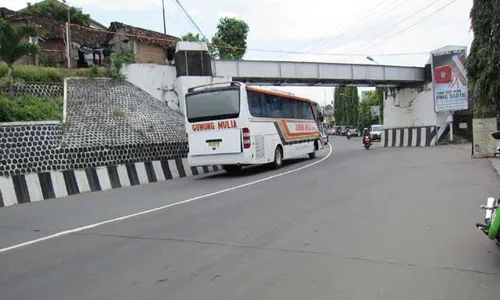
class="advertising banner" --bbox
[431,47,468,112]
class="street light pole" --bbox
[366,56,380,65]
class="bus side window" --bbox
[301,102,313,119]
[282,98,294,119]
[248,91,265,117]
[264,94,283,118]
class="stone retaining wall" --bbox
[0,83,63,98]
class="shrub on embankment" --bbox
[0,62,110,83]
[0,95,62,122]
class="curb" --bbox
[488,158,500,177]
[0,158,222,208]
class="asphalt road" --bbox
[1,137,500,300]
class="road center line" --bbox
[0,145,332,254]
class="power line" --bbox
[339,0,453,59]
[67,22,429,57]
[350,0,458,59]
[295,0,414,56]
[172,0,207,40]
[274,0,398,59]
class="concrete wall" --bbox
[382,83,451,147]
[122,63,232,113]
[122,63,178,110]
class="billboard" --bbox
[431,47,468,112]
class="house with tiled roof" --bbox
[107,22,180,65]
[0,7,108,67]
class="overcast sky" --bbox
[3,0,474,104]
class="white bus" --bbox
[184,82,324,174]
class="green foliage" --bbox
[0,63,115,82]
[111,108,124,117]
[358,90,382,129]
[0,63,62,82]
[37,52,58,67]
[0,20,39,97]
[466,0,500,118]
[106,50,135,79]
[24,0,91,27]
[181,32,207,42]
[211,17,249,59]
[182,32,217,58]
[89,64,100,77]
[334,86,359,127]
[0,95,62,122]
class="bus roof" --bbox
[246,86,312,103]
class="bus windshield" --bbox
[186,88,240,123]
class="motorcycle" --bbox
[363,135,372,150]
[476,131,500,247]
[346,132,352,140]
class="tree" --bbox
[23,0,91,27]
[0,20,38,98]
[211,17,249,59]
[181,32,207,42]
[334,86,359,127]
[181,32,218,58]
[358,91,380,129]
[466,0,500,118]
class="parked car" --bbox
[347,128,359,137]
[370,124,383,141]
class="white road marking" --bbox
[0,145,332,254]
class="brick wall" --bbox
[134,42,166,64]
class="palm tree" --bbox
[0,19,39,98]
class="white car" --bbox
[370,124,383,141]
[321,130,329,145]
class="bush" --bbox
[0,62,63,82]
[0,63,113,83]
[0,95,63,122]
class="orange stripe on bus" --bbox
[246,86,312,103]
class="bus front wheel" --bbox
[272,146,283,169]
[308,141,318,159]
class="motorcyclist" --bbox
[362,128,371,143]
[362,128,370,137]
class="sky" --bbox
[2,0,474,105]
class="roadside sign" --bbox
[431,46,468,112]
[371,106,380,117]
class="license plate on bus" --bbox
[208,141,220,148]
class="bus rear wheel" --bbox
[272,146,283,169]
[223,165,242,174]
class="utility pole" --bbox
[64,1,71,68]
[162,0,167,34]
